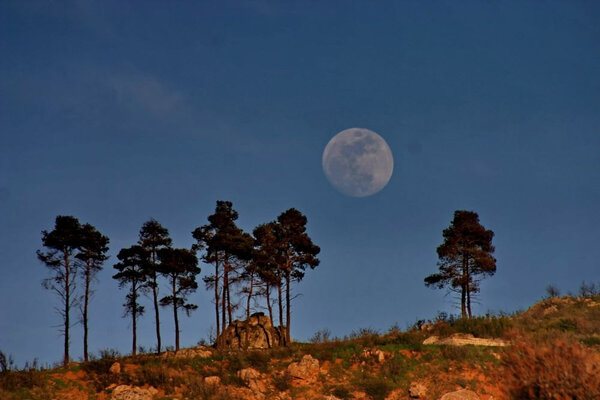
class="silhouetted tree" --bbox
[37,215,82,366]
[75,223,109,362]
[138,219,172,354]
[274,209,320,343]
[252,222,281,325]
[193,201,252,337]
[113,245,148,356]
[158,248,200,351]
[424,210,496,318]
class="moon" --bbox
[322,128,394,197]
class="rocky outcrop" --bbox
[423,333,508,347]
[287,354,320,382]
[439,389,480,400]
[110,385,158,400]
[160,346,213,358]
[216,313,285,349]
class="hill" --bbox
[2,295,600,400]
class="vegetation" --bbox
[424,210,496,318]
[158,247,200,351]
[37,216,109,366]
[112,245,148,356]
[76,223,110,362]
[138,218,172,354]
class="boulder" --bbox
[204,376,221,386]
[109,362,121,374]
[161,346,213,359]
[110,385,158,400]
[439,389,480,400]
[409,381,427,398]
[237,367,265,395]
[216,313,286,349]
[287,354,320,381]
[423,334,507,347]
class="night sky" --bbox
[1,1,599,366]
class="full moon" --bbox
[322,128,394,197]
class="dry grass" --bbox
[501,337,600,399]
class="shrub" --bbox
[310,328,332,343]
[357,376,392,400]
[501,338,600,399]
[330,385,353,400]
[272,371,292,392]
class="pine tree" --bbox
[274,209,320,343]
[252,222,281,326]
[75,223,109,362]
[113,245,148,356]
[193,201,252,339]
[37,216,82,367]
[424,210,496,318]
[138,219,172,354]
[158,248,200,351]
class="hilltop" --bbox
[2,295,600,400]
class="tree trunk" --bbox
[132,284,137,356]
[461,255,467,319]
[152,277,161,354]
[266,283,273,323]
[64,252,70,367]
[214,258,220,338]
[150,249,162,354]
[285,272,291,343]
[277,282,283,328]
[466,281,472,318]
[225,259,233,325]
[172,275,180,351]
[83,261,90,362]
[246,273,254,320]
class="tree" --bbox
[75,223,109,362]
[424,210,496,319]
[158,248,200,351]
[138,219,172,354]
[252,222,282,325]
[192,201,252,338]
[37,215,82,367]
[274,209,320,343]
[113,245,148,356]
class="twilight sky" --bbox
[1,1,599,366]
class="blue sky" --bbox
[1,1,599,366]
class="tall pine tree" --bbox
[138,219,172,354]
[37,216,82,366]
[425,210,496,318]
[158,248,200,351]
[274,209,320,343]
[75,223,109,362]
[113,245,148,356]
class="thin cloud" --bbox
[108,73,186,118]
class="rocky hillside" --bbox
[2,295,600,400]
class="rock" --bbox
[439,389,480,400]
[216,313,286,349]
[109,362,121,374]
[385,388,404,400]
[287,354,320,381]
[409,381,427,398]
[237,367,264,395]
[160,346,212,359]
[237,367,261,382]
[110,385,158,400]
[362,348,386,363]
[423,334,507,347]
[204,376,221,386]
